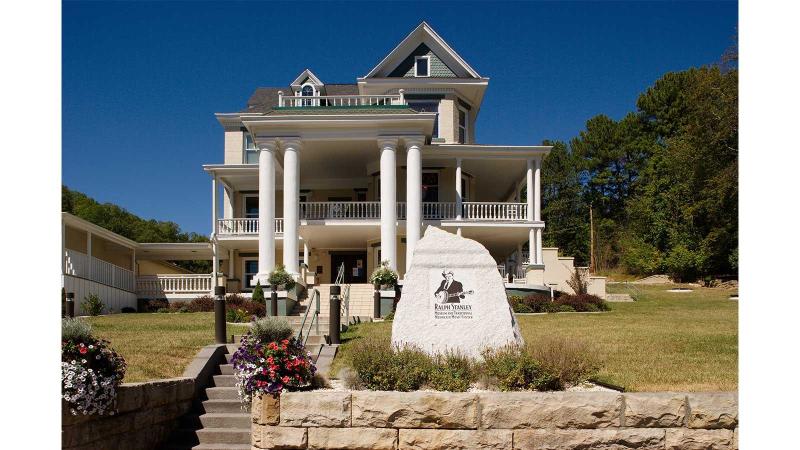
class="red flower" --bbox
[282,376,290,384]
[79,347,88,355]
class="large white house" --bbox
[209,22,549,291]
[62,22,605,316]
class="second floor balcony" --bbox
[216,201,531,237]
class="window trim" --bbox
[414,56,430,77]
[457,106,468,144]
[241,257,259,292]
[243,133,258,164]
[242,194,259,219]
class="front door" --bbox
[330,251,368,284]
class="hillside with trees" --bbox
[62,186,211,273]
[539,52,737,281]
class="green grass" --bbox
[87,313,250,383]
[331,284,738,392]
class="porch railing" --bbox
[280,94,404,108]
[136,274,213,297]
[301,201,381,220]
[216,218,283,235]
[462,202,528,221]
[64,249,135,292]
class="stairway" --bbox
[311,283,377,320]
[161,315,335,450]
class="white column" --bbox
[529,228,536,266]
[526,159,534,221]
[256,140,277,284]
[282,138,301,276]
[303,241,309,269]
[87,231,92,277]
[378,137,398,271]
[211,175,218,237]
[536,228,543,265]
[455,157,463,220]
[228,248,235,278]
[405,136,424,272]
[212,241,219,289]
[62,221,66,273]
[223,185,233,219]
[131,249,136,275]
[534,157,542,222]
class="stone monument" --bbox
[392,226,524,358]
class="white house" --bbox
[62,22,604,315]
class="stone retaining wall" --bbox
[62,377,194,450]
[251,391,738,450]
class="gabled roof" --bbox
[290,69,324,88]
[363,21,481,79]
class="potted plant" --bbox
[369,260,398,289]
[268,265,296,291]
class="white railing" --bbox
[280,94,404,108]
[423,202,457,220]
[462,202,528,221]
[64,249,135,292]
[136,274,213,297]
[301,201,381,220]
[216,218,283,236]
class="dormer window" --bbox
[415,56,430,77]
[301,84,315,106]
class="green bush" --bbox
[481,346,560,391]
[427,351,475,392]
[156,307,170,313]
[349,334,397,390]
[62,318,93,342]
[81,294,104,316]
[252,282,265,305]
[528,337,599,388]
[250,317,293,343]
[557,305,576,313]
[226,308,248,323]
[268,265,296,290]
[187,295,215,312]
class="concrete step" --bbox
[201,399,248,414]
[219,364,234,375]
[195,428,250,445]
[212,374,236,387]
[205,387,239,400]
[199,413,250,429]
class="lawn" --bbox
[87,313,250,383]
[331,284,738,392]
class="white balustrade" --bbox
[136,274,213,297]
[462,202,528,221]
[64,249,135,292]
[281,94,404,108]
[216,218,283,235]
[301,201,381,220]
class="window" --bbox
[458,108,468,144]
[244,134,258,164]
[301,84,315,106]
[461,176,470,203]
[422,171,439,202]
[407,101,439,138]
[415,56,430,77]
[243,259,258,291]
[244,195,258,218]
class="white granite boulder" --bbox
[392,226,523,358]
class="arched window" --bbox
[301,85,314,106]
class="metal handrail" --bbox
[296,288,320,346]
[334,263,350,328]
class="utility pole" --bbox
[589,204,595,274]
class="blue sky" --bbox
[63,1,737,235]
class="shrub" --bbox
[121,307,136,313]
[62,318,93,342]
[187,295,214,312]
[566,269,589,295]
[268,265,296,290]
[81,294,104,316]
[144,299,169,312]
[557,305,575,313]
[481,345,560,391]
[513,303,533,313]
[528,337,599,388]
[226,308,248,323]
[168,301,187,312]
[240,300,266,318]
[230,324,315,403]
[62,320,126,416]
[554,294,609,312]
[427,351,475,392]
[349,334,396,390]
[250,317,293,343]
[226,294,246,307]
[369,260,398,287]
[252,282,265,305]
[156,307,170,313]
[392,346,433,391]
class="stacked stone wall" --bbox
[251,391,738,449]
[62,377,194,450]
